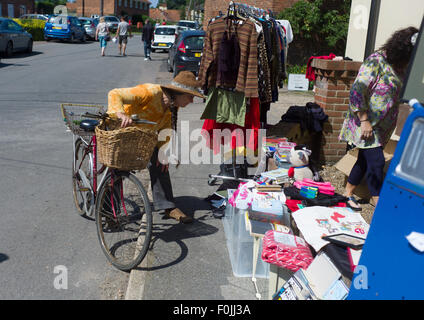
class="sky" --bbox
[150,0,158,8]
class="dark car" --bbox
[44,15,86,42]
[167,30,205,77]
[0,18,33,57]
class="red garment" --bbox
[305,53,336,81]
[285,199,302,212]
[201,98,260,154]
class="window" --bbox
[19,5,26,16]
[8,4,14,18]
[184,36,204,50]
[124,0,127,7]
[130,0,132,8]
[118,0,122,6]
[155,27,177,35]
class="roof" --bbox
[180,30,205,37]
[149,8,181,22]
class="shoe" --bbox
[164,208,193,224]
[346,196,362,212]
[148,56,152,60]
[144,58,148,61]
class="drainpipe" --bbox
[364,0,381,60]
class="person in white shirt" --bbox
[115,16,132,56]
[95,17,110,56]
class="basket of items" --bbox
[95,119,158,171]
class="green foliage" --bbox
[35,0,67,14]
[13,18,46,41]
[277,0,351,63]
[286,64,307,75]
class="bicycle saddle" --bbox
[80,119,99,132]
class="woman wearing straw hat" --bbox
[107,71,205,223]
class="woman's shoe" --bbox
[165,208,193,224]
[346,196,362,212]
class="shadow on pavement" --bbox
[0,253,9,263]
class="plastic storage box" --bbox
[222,205,270,278]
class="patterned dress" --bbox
[339,51,403,148]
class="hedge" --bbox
[13,19,46,41]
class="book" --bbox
[245,213,291,237]
[248,208,286,225]
[260,168,289,180]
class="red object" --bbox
[262,230,314,272]
[201,98,260,154]
[288,166,294,178]
[305,53,336,81]
[178,41,186,53]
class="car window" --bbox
[80,19,92,26]
[49,16,67,24]
[105,17,119,22]
[178,21,196,29]
[6,20,23,32]
[155,27,176,35]
[184,36,204,50]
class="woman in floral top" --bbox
[339,26,418,210]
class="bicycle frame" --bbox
[73,133,109,216]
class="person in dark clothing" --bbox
[142,19,154,60]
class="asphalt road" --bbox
[0,37,168,299]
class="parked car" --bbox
[101,16,120,33]
[78,17,97,40]
[167,30,205,77]
[0,17,33,57]
[177,20,199,30]
[151,25,179,53]
[44,15,86,42]
[19,14,49,21]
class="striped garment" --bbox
[107,84,172,149]
[198,17,259,98]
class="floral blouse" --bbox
[339,51,403,148]
[107,84,171,148]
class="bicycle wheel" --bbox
[72,138,93,217]
[95,171,153,271]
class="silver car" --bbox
[78,17,97,40]
[0,18,33,57]
[101,16,119,33]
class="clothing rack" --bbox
[227,1,274,19]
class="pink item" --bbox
[261,230,314,272]
[305,53,336,81]
[294,178,335,195]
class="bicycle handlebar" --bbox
[83,112,157,125]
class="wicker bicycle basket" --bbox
[95,119,158,171]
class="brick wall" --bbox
[311,59,362,164]
[1,0,35,17]
[202,0,300,28]
[67,0,149,17]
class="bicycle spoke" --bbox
[96,173,152,271]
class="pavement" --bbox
[125,72,314,300]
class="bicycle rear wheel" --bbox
[72,138,93,217]
[95,171,153,271]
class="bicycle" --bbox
[61,103,156,271]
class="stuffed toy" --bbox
[287,145,314,182]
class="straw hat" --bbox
[160,71,205,98]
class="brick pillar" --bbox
[311,59,362,164]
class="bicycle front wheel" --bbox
[95,171,153,271]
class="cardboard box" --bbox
[335,136,399,200]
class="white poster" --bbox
[292,206,369,251]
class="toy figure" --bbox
[287,145,314,181]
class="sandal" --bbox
[165,208,193,224]
[346,196,362,212]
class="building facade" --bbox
[66,0,150,18]
[149,3,180,23]
[0,0,35,18]
[202,0,299,27]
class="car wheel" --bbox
[173,63,178,77]
[81,33,86,43]
[5,41,13,57]
[26,39,33,54]
[69,34,75,43]
[167,58,173,72]
[151,49,156,53]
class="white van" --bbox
[151,25,178,53]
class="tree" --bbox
[278,0,352,64]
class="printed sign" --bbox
[288,74,309,91]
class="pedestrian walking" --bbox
[115,16,132,56]
[95,17,110,56]
[339,26,419,210]
[142,19,154,61]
